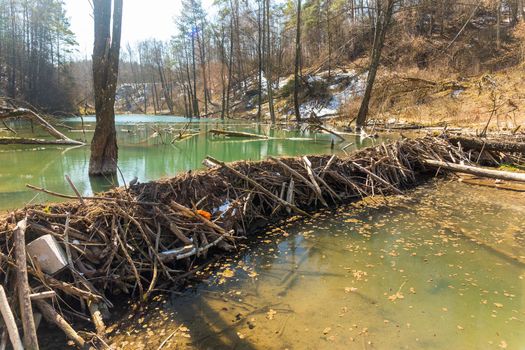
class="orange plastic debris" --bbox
[196,209,212,220]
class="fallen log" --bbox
[447,136,525,154]
[422,159,525,183]
[0,108,84,146]
[458,174,525,192]
[0,137,84,145]
[209,129,269,139]
[315,125,346,142]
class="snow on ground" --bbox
[299,70,367,117]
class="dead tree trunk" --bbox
[423,159,525,183]
[89,0,123,176]
[355,0,395,129]
[448,136,525,154]
[293,0,302,122]
[266,0,276,123]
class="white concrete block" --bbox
[26,234,67,274]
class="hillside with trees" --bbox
[71,0,525,128]
[2,0,524,128]
[0,0,77,112]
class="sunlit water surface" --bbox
[0,115,384,210]
[103,180,524,350]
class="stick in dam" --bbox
[422,159,525,183]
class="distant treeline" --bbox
[0,0,77,112]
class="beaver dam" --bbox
[0,135,524,349]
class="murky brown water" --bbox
[103,180,524,350]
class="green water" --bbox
[106,180,524,350]
[0,115,382,211]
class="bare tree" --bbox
[89,0,123,176]
[293,0,302,122]
[355,0,396,129]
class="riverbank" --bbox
[0,135,523,348]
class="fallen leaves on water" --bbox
[266,309,277,320]
[221,268,235,278]
[388,291,404,301]
[179,325,191,338]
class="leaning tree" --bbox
[89,0,123,176]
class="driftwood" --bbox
[458,174,525,192]
[315,125,346,142]
[209,129,269,139]
[0,286,23,350]
[448,136,525,154]
[34,300,86,348]
[0,108,84,146]
[0,137,85,145]
[14,219,39,350]
[422,159,525,183]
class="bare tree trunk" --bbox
[266,0,276,123]
[226,3,234,119]
[496,0,501,50]
[191,35,199,117]
[355,0,395,129]
[89,0,123,176]
[293,0,302,122]
[257,0,263,121]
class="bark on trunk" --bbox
[89,0,123,176]
[293,0,302,122]
[423,159,525,183]
[355,0,395,129]
[448,136,525,154]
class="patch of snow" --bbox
[278,76,292,89]
[213,200,231,217]
[306,75,325,84]
[451,89,464,98]
[300,72,367,117]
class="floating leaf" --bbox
[221,268,235,278]
[266,309,277,320]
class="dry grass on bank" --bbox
[337,65,525,131]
